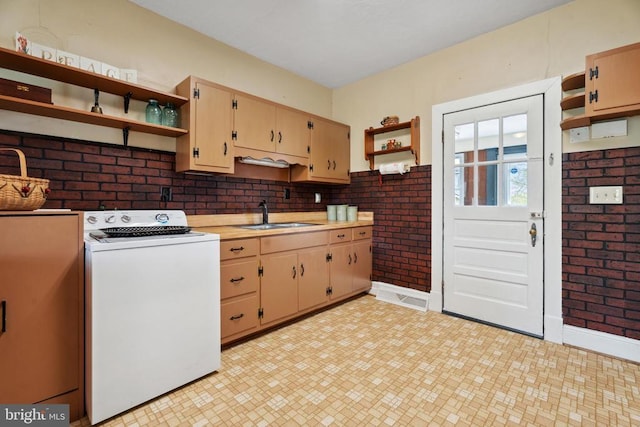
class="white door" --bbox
[443,95,544,336]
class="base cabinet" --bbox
[0,212,84,421]
[221,225,371,344]
[220,238,260,344]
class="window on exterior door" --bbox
[453,113,528,208]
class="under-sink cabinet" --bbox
[260,231,329,325]
[0,212,84,421]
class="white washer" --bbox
[84,210,220,425]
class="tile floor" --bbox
[72,295,640,426]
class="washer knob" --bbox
[155,213,169,223]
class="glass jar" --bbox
[162,102,179,128]
[145,99,162,125]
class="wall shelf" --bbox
[0,46,188,145]
[364,116,419,170]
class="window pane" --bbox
[478,119,499,162]
[503,114,527,156]
[454,123,474,163]
[477,164,497,206]
[454,166,473,206]
[503,162,527,206]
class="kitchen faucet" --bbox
[259,200,268,224]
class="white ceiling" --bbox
[129,0,572,89]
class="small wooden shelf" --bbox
[560,115,590,130]
[562,71,586,91]
[0,95,188,137]
[364,116,420,170]
[0,46,187,106]
[560,93,585,111]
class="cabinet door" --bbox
[310,118,350,182]
[352,239,372,293]
[260,252,298,324]
[276,107,310,158]
[586,43,640,114]
[234,94,276,152]
[194,82,234,171]
[0,215,80,404]
[298,246,330,311]
[329,243,353,299]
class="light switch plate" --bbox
[569,126,590,143]
[589,186,623,204]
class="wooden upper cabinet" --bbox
[233,94,310,158]
[292,117,350,184]
[233,93,276,152]
[585,42,640,116]
[176,77,234,173]
[276,107,311,158]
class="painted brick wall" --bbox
[335,166,432,292]
[562,147,640,340]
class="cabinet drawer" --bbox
[220,238,259,260]
[221,259,259,299]
[329,229,352,244]
[221,295,259,338]
[353,226,372,240]
[261,231,328,254]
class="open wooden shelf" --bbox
[364,116,420,170]
[0,95,188,137]
[560,93,585,111]
[561,71,586,91]
[0,46,187,106]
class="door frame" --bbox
[431,78,563,343]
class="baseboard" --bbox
[370,281,429,312]
[563,324,640,363]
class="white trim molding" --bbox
[563,325,640,363]
[431,77,563,343]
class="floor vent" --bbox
[372,282,429,312]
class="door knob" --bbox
[529,223,537,247]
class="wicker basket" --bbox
[381,115,399,126]
[0,148,50,211]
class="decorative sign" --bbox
[15,32,138,83]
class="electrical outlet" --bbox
[160,186,172,202]
[315,193,321,203]
[589,186,623,204]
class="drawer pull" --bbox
[229,246,245,253]
[337,234,346,239]
[230,313,244,321]
[230,276,245,284]
[359,231,366,236]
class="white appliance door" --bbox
[442,95,544,336]
[86,237,220,424]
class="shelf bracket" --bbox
[122,127,130,148]
[123,91,133,114]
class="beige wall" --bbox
[333,0,640,171]
[0,0,332,150]
[0,0,639,163]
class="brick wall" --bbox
[0,131,333,214]
[562,148,640,340]
[335,166,432,292]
